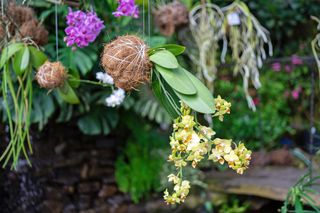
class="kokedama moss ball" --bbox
[36,61,67,89]
[101,35,152,90]
[20,20,49,46]
[0,3,48,46]
[154,0,189,36]
[7,3,34,26]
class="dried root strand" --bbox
[101,35,152,91]
[36,61,67,89]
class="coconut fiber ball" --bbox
[20,19,49,46]
[36,61,67,89]
[101,35,152,91]
[154,0,189,36]
[7,3,34,26]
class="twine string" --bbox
[55,3,59,61]
[142,0,145,38]
[309,69,315,178]
[148,0,150,44]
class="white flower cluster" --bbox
[96,72,114,85]
[105,88,125,107]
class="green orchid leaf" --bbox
[174,68,215,114]
[151,70,179,119]
[155,65,196,95]
[12,48,24,76]
[149,50,179,69]
[67,69,81,88]
[0,43,24,68]
[29,46,47,69]
[20,47,30,71]
[58,82,80,104]
[149,44,185,56]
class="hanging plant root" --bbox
[101,35,152,91]
[36,61,67,89]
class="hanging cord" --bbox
[309,69,315,178]
[1,0,3,17]
[142,0,145,38]
[147,0,150,43]
[55,3,59,61]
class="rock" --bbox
[81,164,89,179]
[78,195,91,210]
[98,184,118,198]
[251,150,271,167]
[63,204,77,213]
[39,200,64,213]
[55,143,66,154]
[270,148,294,166]
[78,181,101,193]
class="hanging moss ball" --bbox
[36,61,67,89]
[7,3,34,26]
[101,35,152,91]
[20,19,49,46]
[154,0,189,36]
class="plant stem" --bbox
[69,78,112,87]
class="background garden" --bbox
[0,0,320,212]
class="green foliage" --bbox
[175,69,215,114]
[155,65,196,95]
[219,197,250,213]
[151,70,180,119]
[115,117,167,203]
[77,106,118,135]
[149,44,186,56]
[0,43,47,168]
[57,82,80,104]
[133,95,172,125]
[151,46,216,115]
[150,50,179,69]
[281,173,320,213]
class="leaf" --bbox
[149,50,179,69]
[67,69,80,88]
[77,115,101,135]
[77,107,119,135]
[12,48,24,76]
[148,36,167,47]
[151,70,179,119]
[0,43,24,68]
[155,65,196,95]
[74,50,94,75]
[174,68,215,114]
[58,82,80,104]
[149,44,186,56]
[29,46,47,69]
[20,47,30,71]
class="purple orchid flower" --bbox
[113,0,139,18]
[64,8,105,48]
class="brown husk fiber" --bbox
[154,0,189,36]
[0,3,48,46]
[7,3,34,26]
[101,35,152,91]
[20,20,49,46]
[36,61,67,89]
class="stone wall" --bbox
[0,124,144,213]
